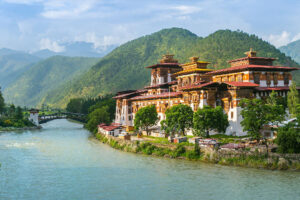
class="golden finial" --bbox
[244,48,257,57]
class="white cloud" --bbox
[39,38,65,52]
[2,0,42,4]
[267,31,291,47]
[291,33,300,42]
[170,5,202,15]
[41,0,97,19]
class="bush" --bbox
[276,124,300,153]
[171,143,186,158]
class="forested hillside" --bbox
[3,56,99,107]
[40,28,299,108]
[0,49,40,88]
[280,40,300,64]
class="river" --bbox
[0,119,299,200]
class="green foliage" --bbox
[86,106,110,133]
[287,81,300,117]
[0,87,5,113]
[134,105,158,135]
[239,98,285,141]
[39,28,299,108]
[266,91,286,123]
[163,104,193,135]
[193,106,229,137]
[276,124,300,153]
[3,56,99,107]
[280,39,300,64]
[66,98,83,113]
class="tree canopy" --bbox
[134,105,158,135]
[287,81,300,117]
[193,106,229,137]
[239,98,285,141]
[162,104,193,135]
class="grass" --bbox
[95,132,300,171]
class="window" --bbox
[266,73,271,86]
[254,73,260,84]
[274,73,278,86]
[284,73,289,85]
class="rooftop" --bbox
[207,64,298,75]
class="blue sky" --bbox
[0,0,300,52]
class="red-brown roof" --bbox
[207,65,299,75]
[113,89,147,99]
[224,82,259,87]
[228,56,276,63]
[255,87,292,91]
[130,92,182,100]
[98,123,122,131]
[145,63,181,69]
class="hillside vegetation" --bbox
[280,40,300,64]
[3,56,99,107]
[40,28,298,108]
[0,50,40,88]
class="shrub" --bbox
[276,124,300,153]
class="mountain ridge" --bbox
[38,28,299,108]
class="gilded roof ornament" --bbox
[244,48,257,57]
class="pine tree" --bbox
[287,81,300,117]
[0,87,5,114]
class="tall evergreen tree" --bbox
[287,81,300,117]
[0,87,5,114]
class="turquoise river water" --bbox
[0,119,299,200]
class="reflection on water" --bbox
[0,119,299,200]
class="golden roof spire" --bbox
[244,48,257,57]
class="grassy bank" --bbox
[95,133,300,171]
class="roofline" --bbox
[207,65,299,75]
[145,63,181,69]
[228,56,276,63]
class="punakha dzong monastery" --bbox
[113,49,298,136]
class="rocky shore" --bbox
[95,133,300,171]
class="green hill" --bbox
[0,51,41,88]
[3,56,99,107]
[41,28,299,108]
[280,40,300,64]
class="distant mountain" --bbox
[33,42,117,58]
[3,56,99,107]
[0,49,41,88]
[39,28,299,108]
[280,40,300,64]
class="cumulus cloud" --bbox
[41,0,97,19]
[39,38,65,52]
[170,5,202,15]
[267,31,291,47]
[267,31,300,47]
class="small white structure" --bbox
[98,123,122,137]
[29,109,39,126]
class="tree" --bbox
[193,106,229,137]
[239,98,272,141]
[86,106,110,133]
[266,91,286,124]
[134,105,158,136]
[15,106,23,120]
[66,98,83,113]
[163,104,193,135]
[276,124,300,153]
[0,87,5,114]
[287,81,300,117]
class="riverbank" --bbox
[95,132,300,171]
[0,126,40,132]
